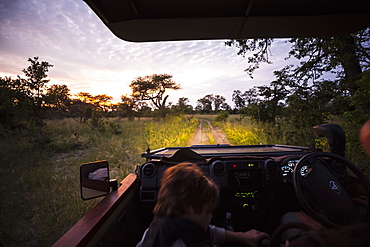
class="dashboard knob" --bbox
[252,204,260,211]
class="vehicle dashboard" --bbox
[137,145,318,232]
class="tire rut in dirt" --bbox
[188,119,230,145]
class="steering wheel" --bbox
[293,152,370,227]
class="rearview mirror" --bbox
[80,160,110,200]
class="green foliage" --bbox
[350,69,370,121]
[195,94,230,113]
[90,111,104,128]
[284,80,351,129]
[129,74,180,114]
[339,70,370,173]
[232,90,246,110]
[215,111,229,122]
[226,29,370,120]
[219,120,261,145]
[0,77,31,130]
[22,57,53,100]
[237,77,357,130]
[196,94,214,113]
[225,38,273,78]
[118,95,136,120]
[218,116,318,146]
[145,115,198,149]
[0,57,54,132]
[171,97,193,114]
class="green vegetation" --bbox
[216,117,317,146]
[145,115,198,149]
[227,31,370,137]
[0,116,197,247]
[219,120,261,145]
[215,116,370,177]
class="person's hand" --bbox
[226,229,269,247]
[239,229,269,247]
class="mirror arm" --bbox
[110,179,118,191]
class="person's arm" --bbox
[225,229,269,247]
[208,225,226,244]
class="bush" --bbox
[215,111,229,122]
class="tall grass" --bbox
[0,115,197,247]
[215,116,319,146]
[219,120,261,145]
[145,115,198,149]
[215,115,370,177]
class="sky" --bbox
[0,0,295,107]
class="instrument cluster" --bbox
[280,157,308,182]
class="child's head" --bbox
[153,162,220,218]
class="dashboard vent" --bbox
[142,163,156,177]
[265,160,279,174]
[212,161,226,176]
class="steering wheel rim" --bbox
[293,152,370,227]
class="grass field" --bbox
[0,116,198,246]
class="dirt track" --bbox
[188,119,230,145]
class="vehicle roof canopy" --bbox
[84,0,370,42]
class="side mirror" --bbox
[80,160,111,200]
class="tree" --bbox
[136,102,152,119]
[225,29,370,116]
[119,95,136,120]
[213,95,226,112]
[225,39,273,78]
[70,92,96,123]
[241,69,289,124]
[243,87,258,105]
[196,94,214,113]
[232,90,246,110]
[0,76,32,130]
[221,102,231,111]
[171,97,193,114]
[24,57,54,137]
[93,94,113,112]
[45,84,71,112]
[285,79,351,129]
[22,57,53,104]
[129,74,181,116]
[256,80,287,124]
[0,58,54,133]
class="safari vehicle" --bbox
[54,1,370,246]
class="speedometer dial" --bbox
[280,157,301,182]
[281,166,294,177]
[300,165,309,176]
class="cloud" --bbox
[0,0,294,108]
